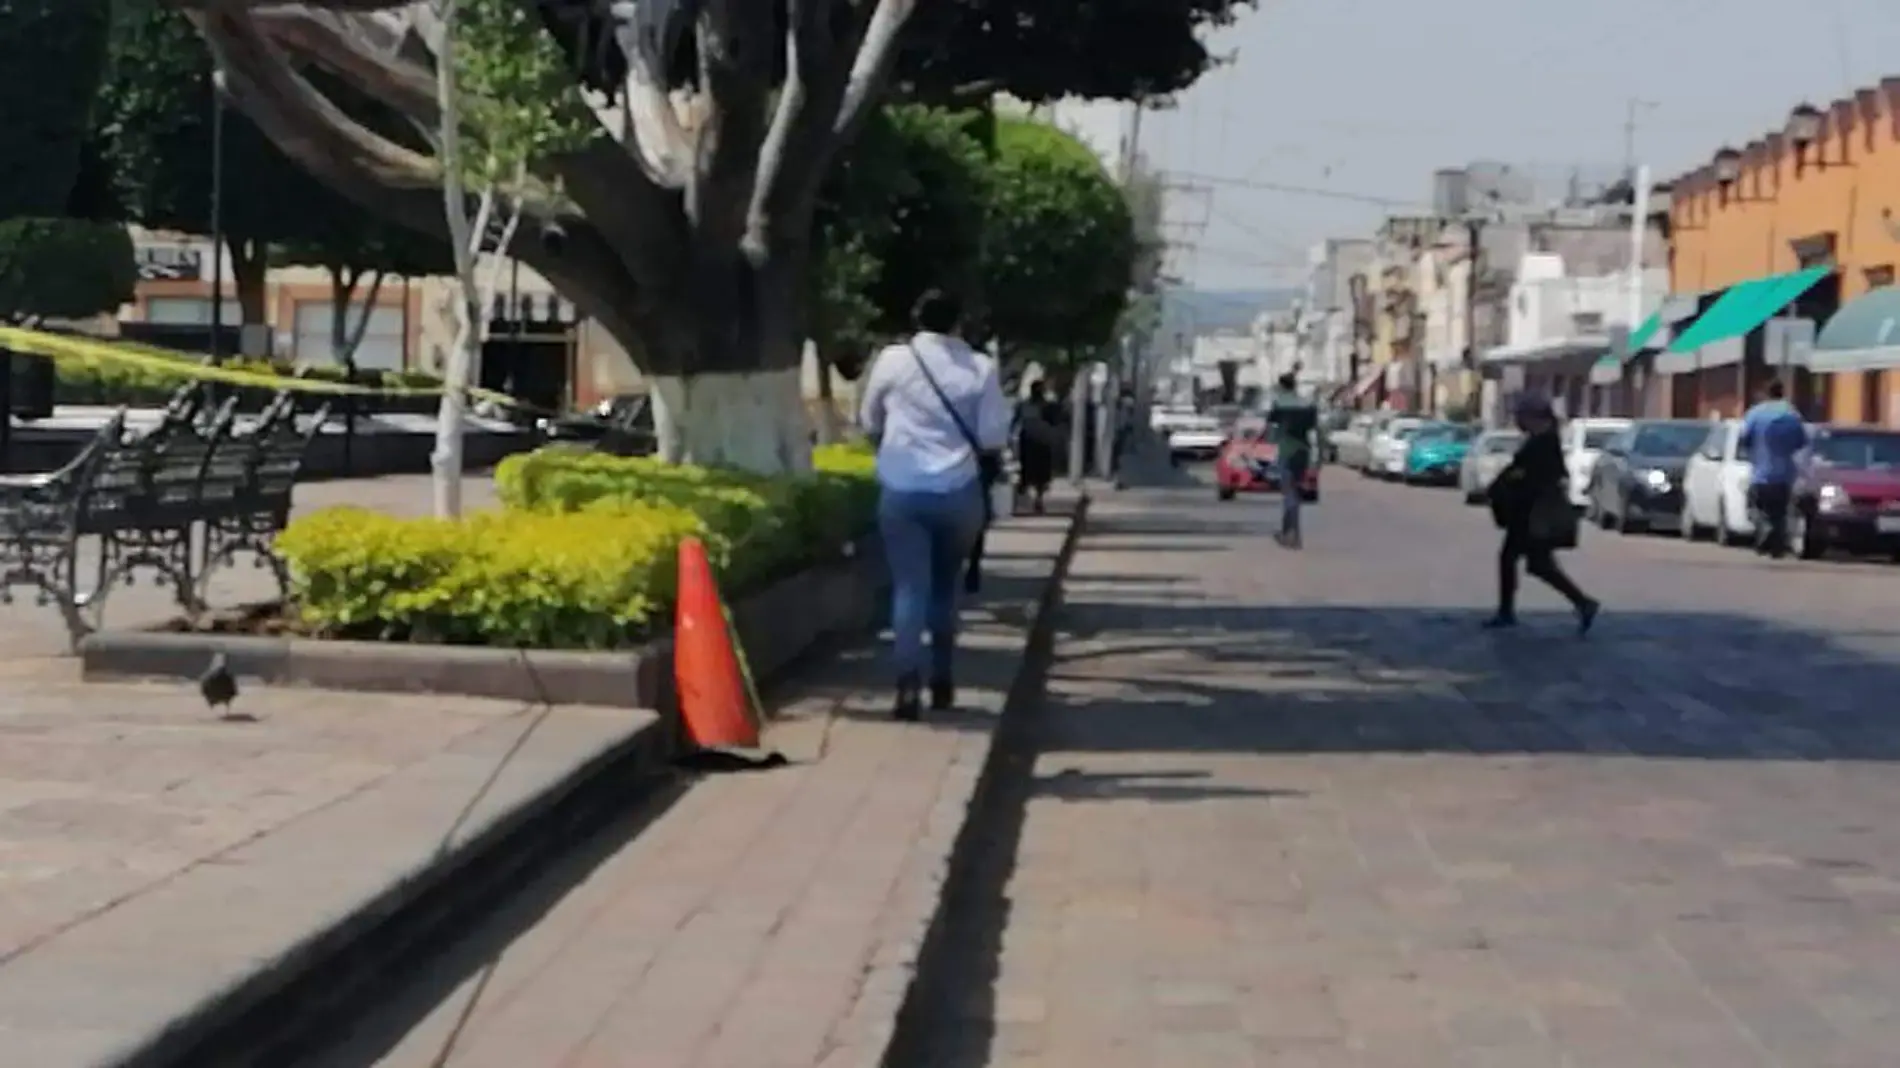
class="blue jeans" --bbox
[1280,453,1310,536]
[879,481,986,681]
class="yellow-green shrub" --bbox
[281,441,881,649]
[276,503,705,648]
[494,441,879,584]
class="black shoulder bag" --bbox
[907,344,1003,523]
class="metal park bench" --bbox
[196,392,329,606]
[0,389,328,647]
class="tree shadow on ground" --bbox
[888,588,1900,1066]
[1035,598,1900,762]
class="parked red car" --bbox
[1214,418,1321,502]
[1791,427,1900,559]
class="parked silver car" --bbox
[1332,412,1387,471]
[1459,428,1524,504]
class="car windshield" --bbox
[1580,427,1625,450]
[1630,423,1712,457]
[1811,432,1900,469]
[1481,433,1522,454]
[1418,425,1475,442]
[1392,425,1423,440]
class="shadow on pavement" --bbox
[1041,599,1900,762]
[1034,766,1306,803]
[893,587,1900,1066]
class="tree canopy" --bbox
[981,117,1137,362]
[812,105,990,374]
[162,0,1238,470]
[94,0,457,322]
[901,0,1256,105]
[0,0,135,323]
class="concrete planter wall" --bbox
[79,539,888,713]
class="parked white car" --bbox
[1150,405,1201,435]
[1563,418,1632,507]
[1331,413,1381,470]
[1459,428,1524,503]
[1681,419,1753,544]
[1166,412,1226,463]
[1367,417,1426,478]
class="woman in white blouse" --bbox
[857,291,1011,720]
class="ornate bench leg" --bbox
[4,558,93,652]
[197,519,290,610]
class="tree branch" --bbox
[834,0,917,142]
[187,10,653,369]
[249,7,440,125]
[608,0,698,188]
[750,0,916,248]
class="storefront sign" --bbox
[136,245,204,282]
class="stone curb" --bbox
[78,549,886,710]
[99,550,889,1068]
[859,494,1092,1067]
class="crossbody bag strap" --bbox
[907,343,984,457]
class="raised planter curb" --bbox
[78,550,886,709]
[79,547,889,1068]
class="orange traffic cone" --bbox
[674,537,765,754]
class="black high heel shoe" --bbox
[893,673,922,722]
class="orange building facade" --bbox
[1668,76,1900,425]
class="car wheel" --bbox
[1217,484,1236,501]
[1793,510,1825,559]
[1619,494,1647,535]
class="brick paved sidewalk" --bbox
[896,482,1900,1068]
[302,507,1079,1068]
[0,667,637,1066]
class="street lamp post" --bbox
[208,72,227,364]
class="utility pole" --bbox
[1464,215,1484,420]
[1623,163,1651,417]
[1623,99,1658,180]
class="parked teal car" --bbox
[1403,424,1477,485]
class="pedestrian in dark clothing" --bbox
[1738,378,1808,559]
[1013,379,1063,514]
[1485,392,1600,633]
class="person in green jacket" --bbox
[1265,372,1320,548]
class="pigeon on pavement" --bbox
[198,653,253,722]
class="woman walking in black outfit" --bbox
[1485,393,1601,633]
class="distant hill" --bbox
[1163,287,1302,335]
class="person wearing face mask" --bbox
[1484,392,1600,634]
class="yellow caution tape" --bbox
[0,324,538,413]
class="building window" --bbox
[1865,266,1895,289]
[291,302,407,370]
[145,297,242,326]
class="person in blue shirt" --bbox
[1737,378,1810,559]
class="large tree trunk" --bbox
[650,367,811,473]
[229,238,268,330]
[648,276,812,473]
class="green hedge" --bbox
[47,345,445,407]
[275,442,880,649]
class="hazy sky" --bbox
[1057,0,1900,290]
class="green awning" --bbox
[1627,311,1663,352]
[1816,286,1900,351]
[1665,266,1831,354]
[1590,310,1667,373]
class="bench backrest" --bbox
[235,393,328,518]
